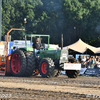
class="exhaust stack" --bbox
[61,34,63,50]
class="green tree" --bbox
[2,0,43,40]
[2,0,100,47]
[63,0,100,46]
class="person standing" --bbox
[82,56,86,62]
[90,57,96,68]
[86,56,90,68]
[78,56,81,63]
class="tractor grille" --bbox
[60,50,68,63]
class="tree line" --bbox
[2,0,100,47]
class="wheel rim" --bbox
[11,53,22,74]
[41,62,48,74]
[67,71,74,74]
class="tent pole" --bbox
[85,48,87,68]
[67,47,69,62]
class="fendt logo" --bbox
[15,41,18,44]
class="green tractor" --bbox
[10,34,81,78]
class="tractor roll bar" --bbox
[6,28,25,56]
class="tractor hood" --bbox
[40,50,68,63]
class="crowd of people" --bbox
[78,55,100,68]
[68,55,100,68]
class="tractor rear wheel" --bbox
[66,70,80,78]
[39,58,55,78]
[24,52,36,77]
[10,50,26,77]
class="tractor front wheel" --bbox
[39,58,55,78]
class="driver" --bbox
[33,37,42,50]
[33,37,43,58]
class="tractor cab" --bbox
[24,34,50,51]
[21,34,50,58]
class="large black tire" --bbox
[24,52,36,77]
[19,48,26,52]
[66,70,80,78]
[39,58,55,78]
[32,58,40,76]
[10,50,26,77]
[54,69,61,77]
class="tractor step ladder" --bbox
[0,55,6,75]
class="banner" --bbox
[84,68,100,76]
[61,68,100,76]
[0,42,6,56]
[80,68,87,75]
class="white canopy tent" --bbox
[63,39,100,54]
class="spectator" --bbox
[86,56,90,68]
[78,56,81,63]
[89,57,92,67]
[95,55,98,61]
[95,58,100,68]
[90,57,96,68]
[82,56,86,62]
[81,56,86,68]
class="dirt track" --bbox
[0,75,100,100]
